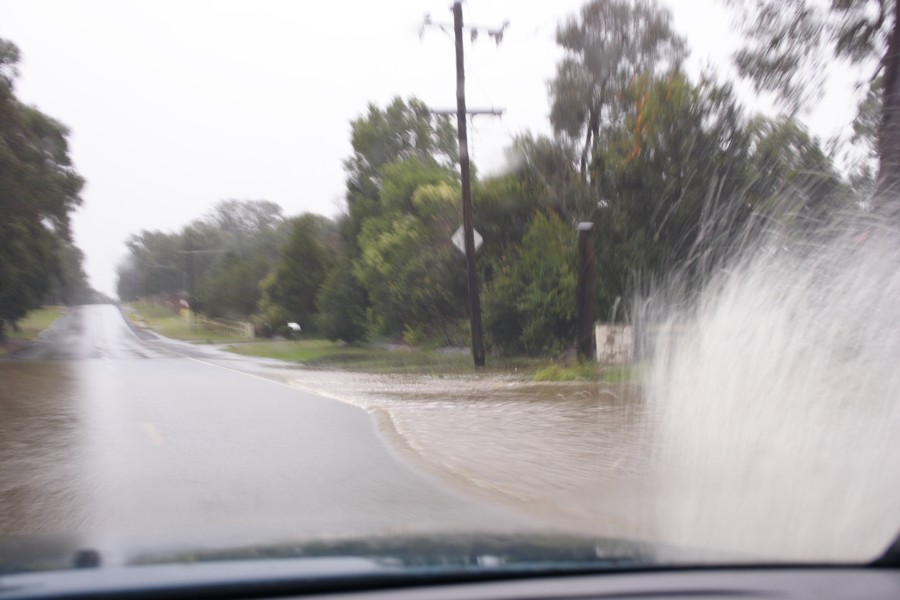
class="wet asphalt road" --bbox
[0,304,529,557]
[7,305,895,566]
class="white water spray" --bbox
[641,214,900,561]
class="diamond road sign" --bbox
[451,225,483,254]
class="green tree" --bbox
[725,0,900,209]
[204,199,284,238]
[848,76,881,197]
[472,175,541,269]
[316,250,368,343]
[117,230,185,300]
[589,72,847,317]
[259,214,334,332]
[0,219,59,330]
[498,134,591,220]
[316,97,460,343]
[47,242,92,305]
[344,97,458,240]
[116,199,288,305]
[353,163,466,342]
[196,253,270,318]
[483,212,577,354]
[746,115,850,221]
[0,38,85,333]
[591,73,754,316]
[550,0,686,180]
[346,97,457,194]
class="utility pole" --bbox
[177,243,223,330]
[184,235,195,302]
[423,3,508,368]
[453,1,484,368]
[576,222,595,360]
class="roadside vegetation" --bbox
[2,0,893,365]
[127,297,629,379]
[110,0,883,371]
[223,337,626,381]
[0,40,95,340]
[3,305,64,341]
[226,339,510,374]
[127,300,252,344]
[533,363,637,383]
[0,305,65,356]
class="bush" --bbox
[483,212,577,354]
[532,362,598,381]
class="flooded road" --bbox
[281,370,654,535]
[273,363,900,563]
[2,304,899,565]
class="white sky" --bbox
[0,0,860,296]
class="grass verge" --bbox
[224,338,640,381]
[1,306,66,356]
[532,362,639,382]
[225,339,541,374]
[128,301,250,344]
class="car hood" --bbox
[0,531,741,598]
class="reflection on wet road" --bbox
[0,361,90,534]
[0,305,530,557]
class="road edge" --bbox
[116,304,161,341]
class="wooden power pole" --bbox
[452,1,485,368]
[423,3,508,368]
[576,222,595,360]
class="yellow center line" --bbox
[140,421,165,446]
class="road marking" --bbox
[183,355,286,386]
[115,305,305,391]
[140,421,165,446]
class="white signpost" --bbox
[451,225,482,254]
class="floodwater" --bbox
[3,295,900,565]
[279,364,900,563]
[0,361,92,535]
[283,371,653,533]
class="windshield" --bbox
[1,0,899,582]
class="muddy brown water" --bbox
[280,367,900,563]
[283,371,660,537]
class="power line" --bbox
[424,108,504,117]
[420,11,509,44]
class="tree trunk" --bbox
[875,0,900,215]
[579,105,601,185]
[580,112,594,183]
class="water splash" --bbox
[640,213,900,561]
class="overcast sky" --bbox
[1,0,860,296]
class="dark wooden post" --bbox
[576,222,595,360]
[452,1,485,367]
